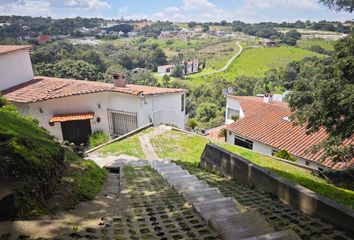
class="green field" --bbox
[297,39,335,51]
[187,46,324,86]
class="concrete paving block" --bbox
[210,211,274,240]
[167,175,199,186]
[183,188,223,204]
[240,229,302,240]
[161,170,190,180]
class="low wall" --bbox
[200,143,354,234]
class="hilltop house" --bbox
[0,45,187,144]
[157,60,200,76]
[224,95,353,170]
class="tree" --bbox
[319,0,354,12]
[188,21,197,28]
[288,34,354,162]
[127,69,157,86]
[282,30,301,46]
[171,65,183,78]
[196,102,218,122]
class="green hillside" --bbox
[0,101,105,218]
[187,46,325,86]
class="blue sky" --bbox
[0,0,352,22]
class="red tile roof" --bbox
[226,96,354,170]
[50,112,94,123]
[0,45,31,55]
[1,76,186,103]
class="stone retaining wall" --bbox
[200,143,354,234]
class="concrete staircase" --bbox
[150,160,301,240]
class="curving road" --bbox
[200,41,243,77]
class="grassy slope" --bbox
[149,130,354,209]
[297,39,335,51]
[187,46,324,87]
[0,108,106,217]
[98,128,154,158]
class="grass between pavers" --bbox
[98,128,154,158]
[149,129,354,209]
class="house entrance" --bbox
[61,119,92,145]
[108,109,138,136]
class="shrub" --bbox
[323,168,354,190]
[187,118,198,130]
[88,131,110,148]
[275,150,297,162]
[231,115,239,121]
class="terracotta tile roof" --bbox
[50,112,94,123]
[226,96,354,170]
[0,45,31,55]
[1,76,186,103]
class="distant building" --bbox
[38,35,50,44]
[157,65,175,75]
[182,59,200,75]
[0,45,187,144]
[224,95,353,170]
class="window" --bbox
[108,109,138,136]
[305,161,310,166]
[234,135,253,150]
[181,94,185,112]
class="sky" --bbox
[0,0,352,23]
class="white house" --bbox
[224,95,354,171]
[157,65,175,75]
[0,45,187,145]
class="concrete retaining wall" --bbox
[200,143,354,234]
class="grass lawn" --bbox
[150,129,354,209]
[297,39,335,51]
[186,46,324,87]
[98,128,154,158]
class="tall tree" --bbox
[319,0,354,12]
[288,35,354,162]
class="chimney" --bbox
[263,93,273,103]
[113,73,127,87]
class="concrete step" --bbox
[241,229,301,240]
[157,166,183,174]
[210,211,274,240]
[194,197,237,213]
[150,160,170,167]
[154,163,176,170]
[161,170,190,180]
[174,181,209,194]
[183,188,223,204]
[167,175,199,186]
[201,206,242,222]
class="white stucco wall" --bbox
[225,97,244,124]
[253,141,273,156]
[0,50,34,91]
[16,91,186,141]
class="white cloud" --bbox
[0,0,52,17]
[243,0,320,10]
[51,0,111,10]
[165,6,181,13]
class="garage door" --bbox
[108,109,138,136]
[61,119,92,145]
